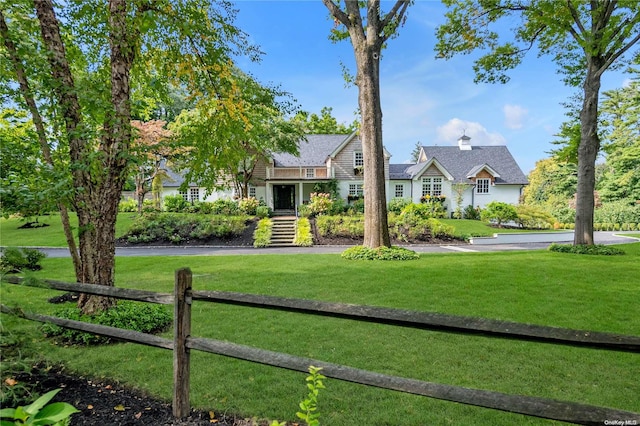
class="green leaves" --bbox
[0,388,79,426]
[295,366,326,426]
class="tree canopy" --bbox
[436,0,640,245]
[171,69,304,198]
[1,0,259,313]
[292,106,358,134]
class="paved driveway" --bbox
[34,231,639,258]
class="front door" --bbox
[274,185,295,210]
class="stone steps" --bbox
[269,217,296,247]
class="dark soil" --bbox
[18,221,50,229]
[14,364,282,426]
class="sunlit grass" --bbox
[1,244,638,425]
[0,213,136,247]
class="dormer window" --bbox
[476,178,490,194]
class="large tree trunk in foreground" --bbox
[36,0,134,314]
[356,46,390,248]
[574,59,603,246]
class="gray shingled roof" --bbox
[389,146,528,185]
[422,145,528,184]
[272,134,348,167]
[389,163,414,179]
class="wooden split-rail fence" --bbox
[1,269,639,424]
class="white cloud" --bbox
[436,118,506,145]
[503,104,528,129]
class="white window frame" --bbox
[476,178,490,194]
[248,185,256,198]
[179,190,188,201]
[353,151,364,167]
[306,168,315,178]
[189,187,200,202]
[421,177,443,197]
[348,183,364,197]
[394,184,404,198]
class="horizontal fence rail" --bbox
[191,289,640,352]
[2,271,639,425]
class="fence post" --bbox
[173,267,192,419]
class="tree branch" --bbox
[379,0,410,44]
[321,0,350,27]
[567,0,587,39]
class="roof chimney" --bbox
[458,134,472,150]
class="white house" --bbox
[161,132,528,214]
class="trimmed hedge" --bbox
[341,245,419,261]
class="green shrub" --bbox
[256,205,271,219]
[480,201,518,227]
[1,248,46,273]
[400,203,434,220]
[238,197,260,215]
[463,205,482,220]
[548,243,625,256]
[594,200,640,225]
[388,198,412,214]
[347,198,365,214]
[297,204,311,218]
[315,216,364,238]
[341,245,419,261]
[294,218,313,247]
[41,301,172,345]
[253,218,272,248]
[515,205,556,229]
[163,194,189,212]
[118,198,138,212]
[196,201,215,215]
[327,197,347,215]
[122,213,248,243]
[389,214,455,241]
[210,199,241,215]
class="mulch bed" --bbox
[14,364,281,426]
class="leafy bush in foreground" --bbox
[548,243,625,256]
[42,301,172,345]
[341,246,419,261]
[294,218,313,247]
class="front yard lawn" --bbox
[2,244,638,425]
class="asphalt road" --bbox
[33,231,639,258]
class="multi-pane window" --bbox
[394,184,404,198]
[348,183,364,196]
[248,185,256,198]
[306,168,315,178]
[354,151,364,167]
[189,188,200,202]
[476,178,490,194]
[421,177,442,197]
[179,190,188,201]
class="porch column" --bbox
[298,182,304,206]
[266,183,273,209]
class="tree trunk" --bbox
[356,45,391,248]
[36,0,134,315]
[0,10,82,279]
[574,59,603,245]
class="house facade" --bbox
[162,132,528,215]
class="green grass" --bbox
[440,219,562,238]
[0,213,136,247]
[1,244,639,425]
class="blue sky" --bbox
[233,1,634,174]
